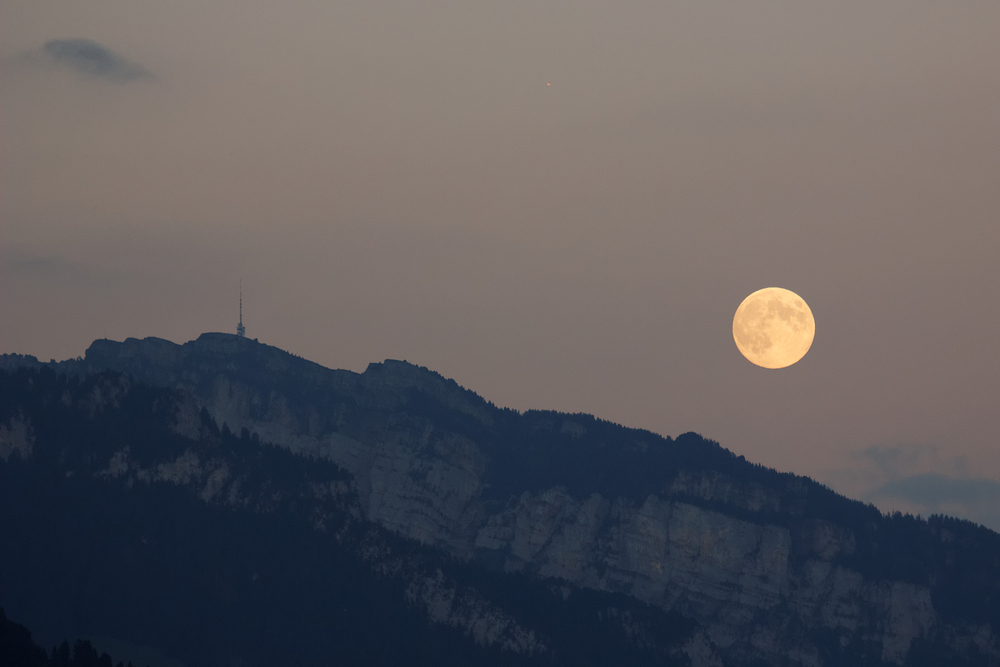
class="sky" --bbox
[2,1,999,530]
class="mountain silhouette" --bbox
[2,333,997,666]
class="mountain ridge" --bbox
[2,333,998,666]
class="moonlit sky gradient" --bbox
[3,1,999,528]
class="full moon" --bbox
[733,287,815,369]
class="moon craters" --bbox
[733,288,815,369]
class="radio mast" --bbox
[237,279,246,338]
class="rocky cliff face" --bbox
[0,367,702,667]
[4,333,998,667]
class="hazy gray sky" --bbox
[3,1,999,528]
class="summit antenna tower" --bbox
[237,280,246,337]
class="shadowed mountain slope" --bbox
[2,334,998,666]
